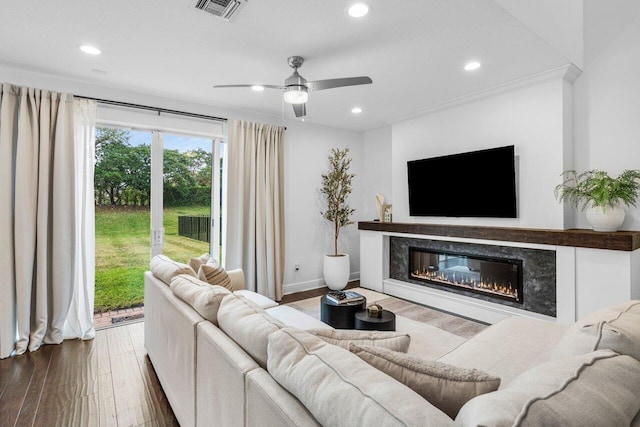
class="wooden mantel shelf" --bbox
[358,221,640,251]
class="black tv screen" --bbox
[407,145,517,218]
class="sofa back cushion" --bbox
[267,327,454,427]
[217,293,285,368]
[169,274,231,326]
[307,329,411,352]
[349,344,500,419]
[150,254,197,285]
[456,350,640,427]
[552,300,640,361]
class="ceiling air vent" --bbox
[194,0,246,20]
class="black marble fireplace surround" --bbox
[390,237,557,317]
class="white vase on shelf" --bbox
[584,204,625,232]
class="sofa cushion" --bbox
[150,254,197,285]
[437,316,567,386]
[349,344,500,419]
[198,259,233,290]
[552,300,640,361]
[265,305,333,330]
[307,329,411,352]
[217,293,285,369]
[234,289,279,309]
[267,327,454,427]
[456,350,640,427]
[188,252,210,273]
[169,274,231,326]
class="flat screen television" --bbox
[407,145,517,218]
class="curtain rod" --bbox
[75,95,227,122]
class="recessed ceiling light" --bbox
[80,45,101,55]
[348,2,370,18]
[351,107,363,114]
[464,61,482,71]
[251,85,265,92]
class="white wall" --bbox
[359,126,392,221]
[573,2,640,230]
[283,124,364,294]
[0,64,364,294]
[390,70,574,229]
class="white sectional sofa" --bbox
[144,257,640,427]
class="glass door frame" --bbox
[96,117,225,262]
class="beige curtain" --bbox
[0,84,94,359]
[226,120,285,301]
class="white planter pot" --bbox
[585,204,626,232]
[323,254,350,291]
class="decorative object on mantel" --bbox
[375,194,384,221]
[367,303,383,318]
[320,147,356,290]
[554,169,640,232]
[382,204,393,223]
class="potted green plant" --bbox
[320,147,356,290]
[554,169,640,231]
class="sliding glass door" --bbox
[153,132,222,264]
[94,125,224,317]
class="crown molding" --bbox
[388,64,582,125]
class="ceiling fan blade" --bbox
[292,103,306,118]
[212,84,284,90]
[306,76,372,91]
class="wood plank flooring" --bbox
[0,322,178,427]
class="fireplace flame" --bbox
[411,269,519,300]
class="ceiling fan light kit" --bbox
[283,87,308,104]
[212,55,372,118]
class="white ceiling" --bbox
[0,0,571,131]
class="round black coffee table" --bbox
[320,295,366,329]
[354,309,396,331]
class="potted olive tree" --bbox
[320,147,355,290]
[554,169,640,231]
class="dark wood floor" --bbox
[0,322,178,427]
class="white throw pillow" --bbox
[552,300,640,361]
[456,350,640,427]
[188,252,210,273]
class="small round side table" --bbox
[320,295,366,329]
[354,309,396,331]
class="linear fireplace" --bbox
[409,247,523,304]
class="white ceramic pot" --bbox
[585,204,626,232]
[323,254,350,291]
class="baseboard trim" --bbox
[283,271,360,295]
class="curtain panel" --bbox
[0,84,96,359]
[226,120,285,301]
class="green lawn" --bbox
[95,205,210,312]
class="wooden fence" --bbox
[178,215,210,243]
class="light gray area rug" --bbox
[286,287,487,360]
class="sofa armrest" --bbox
[227,268,246,291]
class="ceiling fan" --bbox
[212,56,372,118]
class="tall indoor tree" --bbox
[320,147,355,290]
